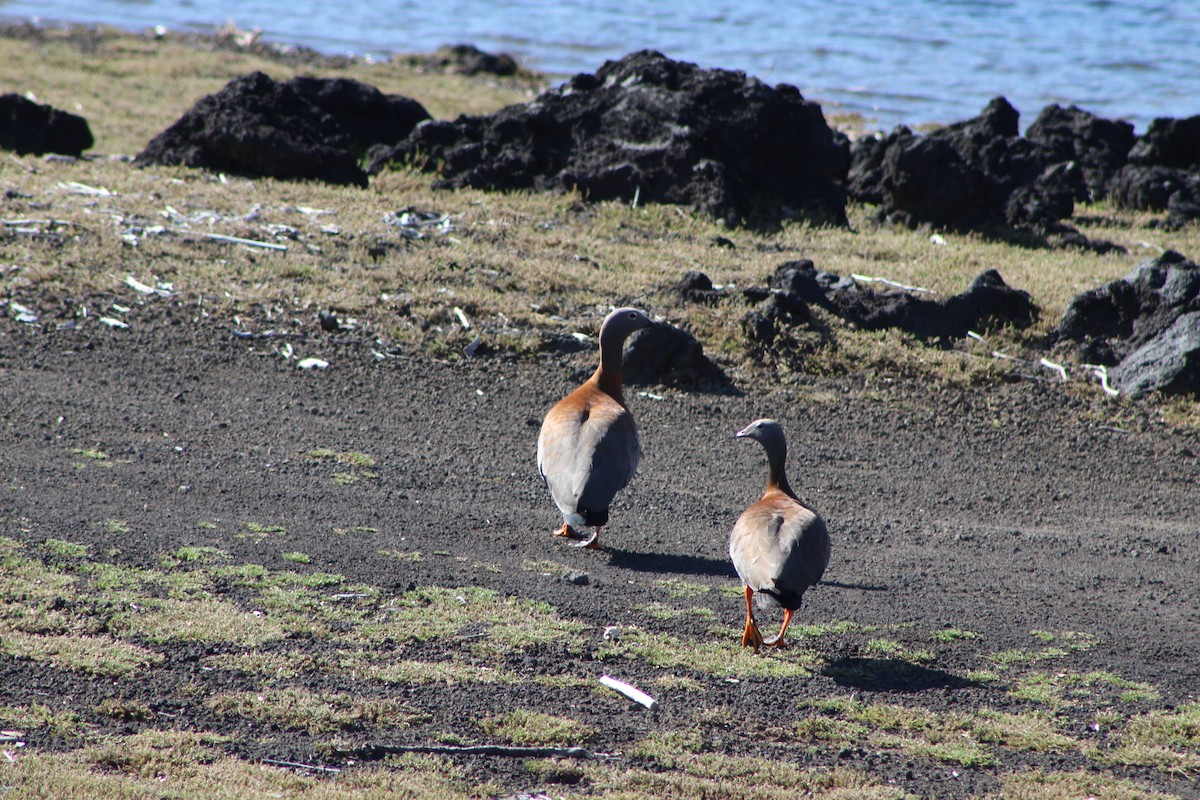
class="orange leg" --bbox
[740,586,763,653]
[581,528,602,550]
[554,523,573,538]
[762,608,794,649]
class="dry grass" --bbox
[4,24,1200,414]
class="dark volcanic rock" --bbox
[672,271,727,304]
[848,97,1137,238]
[1109,115,1200,227]
[367,50,851,228]
[622,322,724,388]
[136,72,430,186]
[1054,251,1200,396]
[1128,114,1200,169]
[762,260,1035,340]
[0,93,93,157]
[1024,104,1135,201]
[1110,312,1200,398]
[415,44,520,76]
[849,97,1074,230]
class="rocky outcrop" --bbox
[746,260,1036,342]
[367,50,850,228]
[1054,250,1200,396]
[0,93,93,157]
[136,72,430,186]
[848,98,1076,230]
[1109,114,1200,229]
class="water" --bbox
[3,0,1197,132]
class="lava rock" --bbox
[1108,114,1200,227]
[1128,114,1200,169]
[742,290,811,345]
[1110,311,1200,398]
[848,97,1122,235]
[415,44,520,77]
[136,72,430,186]
[1024,104,1135,201]
[1053,251,1200,388]
[756,260,1035,341]
[0,93,93,157]
[622,322,723,387]
[673,270,727,304]
[367,50,850,228]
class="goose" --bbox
[537,307,655,549]
[729,418,831,652]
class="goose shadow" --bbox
[822,656,977,693]
[606,547,735,578]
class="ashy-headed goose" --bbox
[537,307,655,549]
[729,418,831,652]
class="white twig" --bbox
[124,275,174,297]
[850,274,932,293]
[2,218,71,227]
[57,180,113,196]
[452,306,472,329]
[200,232,288,251]
[261,758,341,774]
[599,674,659,711]
[1082,363,1120,397]
[1039,358,1068,382]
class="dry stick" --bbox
[262,757,342,773]
[199,232,288,251]
[352,743,618,760]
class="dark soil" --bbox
[3,298,1199,798]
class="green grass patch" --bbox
[1011,670,1162,709]
[40,538,89,559]
[280,551,312,564]
[598,626,819,678]
[637,602,716,621]
[478,709,597,745]
[930,627,979,642]
[103,519,130,534]
[861,637,936,664]
[240,521,287,537]
[344,585,586,656]
[161,546,229,567]
[3,630,163,676]
[999,769,1183,800]
[653,578,711,598]
[207,686,428,734]
[1093,701,1200,774]
[380,548,424,562]
[619,731,903,798]
[0,702,87,738]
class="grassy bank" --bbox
[4,22,1199,406]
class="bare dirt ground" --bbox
[3,292,1199,797]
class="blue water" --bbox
[3,0,1197,132]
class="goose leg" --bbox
[740,586,763,653]
[554,523,573,538]
[569,527,602,549]
[762,608,794,648]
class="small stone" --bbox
[560,570,590,586]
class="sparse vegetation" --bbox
[3,24,1199,800]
